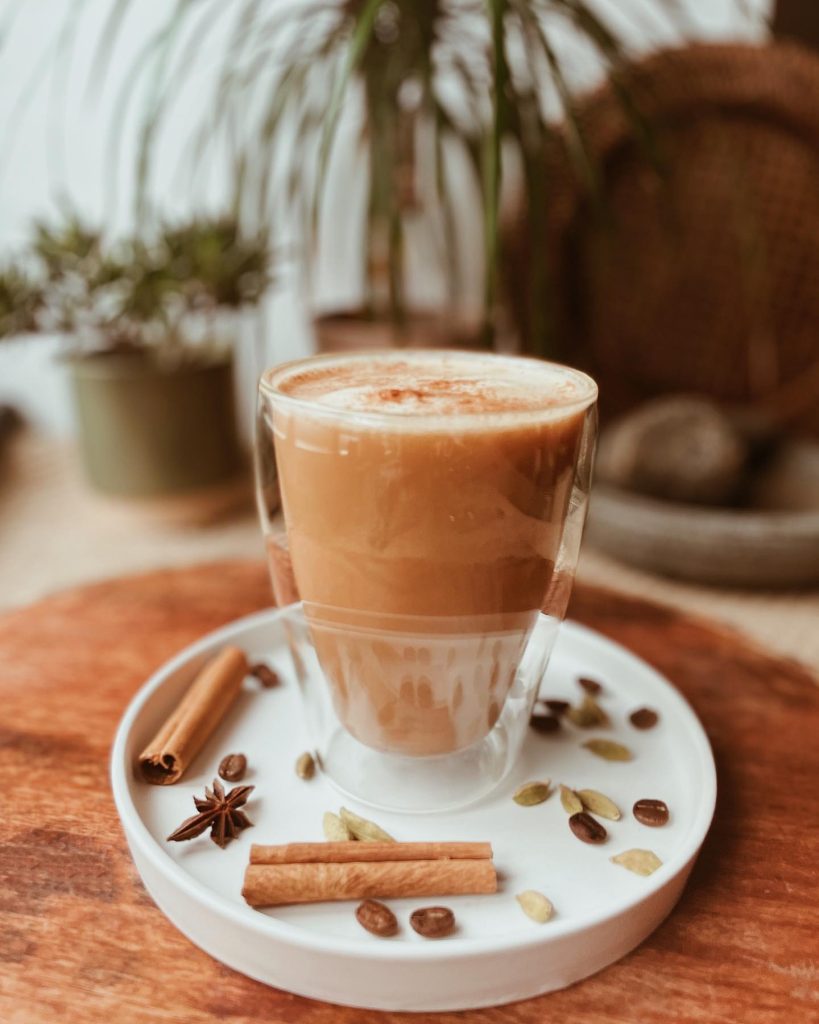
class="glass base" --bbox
[319,716,516,815]
[280,603,560,814]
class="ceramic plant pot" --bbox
[68,348,243,498]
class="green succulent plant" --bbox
[0,212,273,353]
[0,266,45,338]
[161,218,271,310]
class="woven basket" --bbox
[506,42,819,434]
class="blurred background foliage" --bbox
[88,0,701,353]
[0,214,272,353]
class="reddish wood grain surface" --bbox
[0,561,817,1024]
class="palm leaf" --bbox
[313,0,382,234]
[133,0,227,217]
[256,58,326,225]
[651,0,697,34]
[432,108,462,305]
[1,22,75,184]
[482,0,510,347]
[180,8,338,219]
[85,0,133,102]
[46,0,93,192]
[67,0,694,356]
[0,2,23,59]
[511,0,599,196]
[550,0,664,170]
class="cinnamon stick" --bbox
[250,841,493,864]
[138,646,249,785]
[242,859,497,908]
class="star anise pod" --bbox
[167,778,255,849]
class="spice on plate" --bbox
[295,751,316,780]
[242,843,496,907]
[610,849,663,876]
[250,842,492,865]
[323,811,354,841]
[559,785,583,814]
[529,713,561,734]
[249,662,280,688]
[629,707,659,730]
[218,753,247,782]
[339,807,395,842]
[356,899,398,937]
[569,812,608,844]
[139,646,249,785]
[578,789,621,821]
[633,798,669,827]
[410,906,456,939]
[544,699,570,715]
[167,778,254,849]
[582,738,633,762]
[513,780,552,806]
[516,890,554,923]
[566,694,610,728]
[578,676,603,695]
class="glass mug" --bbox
[255,350,597,812]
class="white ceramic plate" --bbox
[111,606,716,1012]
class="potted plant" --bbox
[100,0,669,358]
[0,214,272,498]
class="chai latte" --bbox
[265,352,595,756]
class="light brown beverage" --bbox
[264,351,596,756]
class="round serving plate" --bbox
[111,605,716,1012]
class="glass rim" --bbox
[259,349,598,428]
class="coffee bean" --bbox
[578,677,603,695]
[295,751,316,779]
[529,713,561,734]
[355,900,398,937]
[544,699,570,715]
[569,811,608,844]
[630,707,659,730]
[218,753,247,782]
[249,663,279,688]
[410,906,455,939]
[633,798,669,827]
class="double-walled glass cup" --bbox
[256,350,597,812]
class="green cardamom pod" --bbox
[566,694,609,728]
[559,785,583,814]
[513,780,552,806]
[582,738,633,762]
[339,807,395,842]
[610,849,663,876]
[322,811,354,841]
[516,890,554,923]
[577,788,621,820]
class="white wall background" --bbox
[0,0,770,436]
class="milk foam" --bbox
[275,353,593,420]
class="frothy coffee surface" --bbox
[276,353,587,419]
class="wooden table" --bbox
[1,561,817,1024]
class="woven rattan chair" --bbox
[506,42,819,435]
